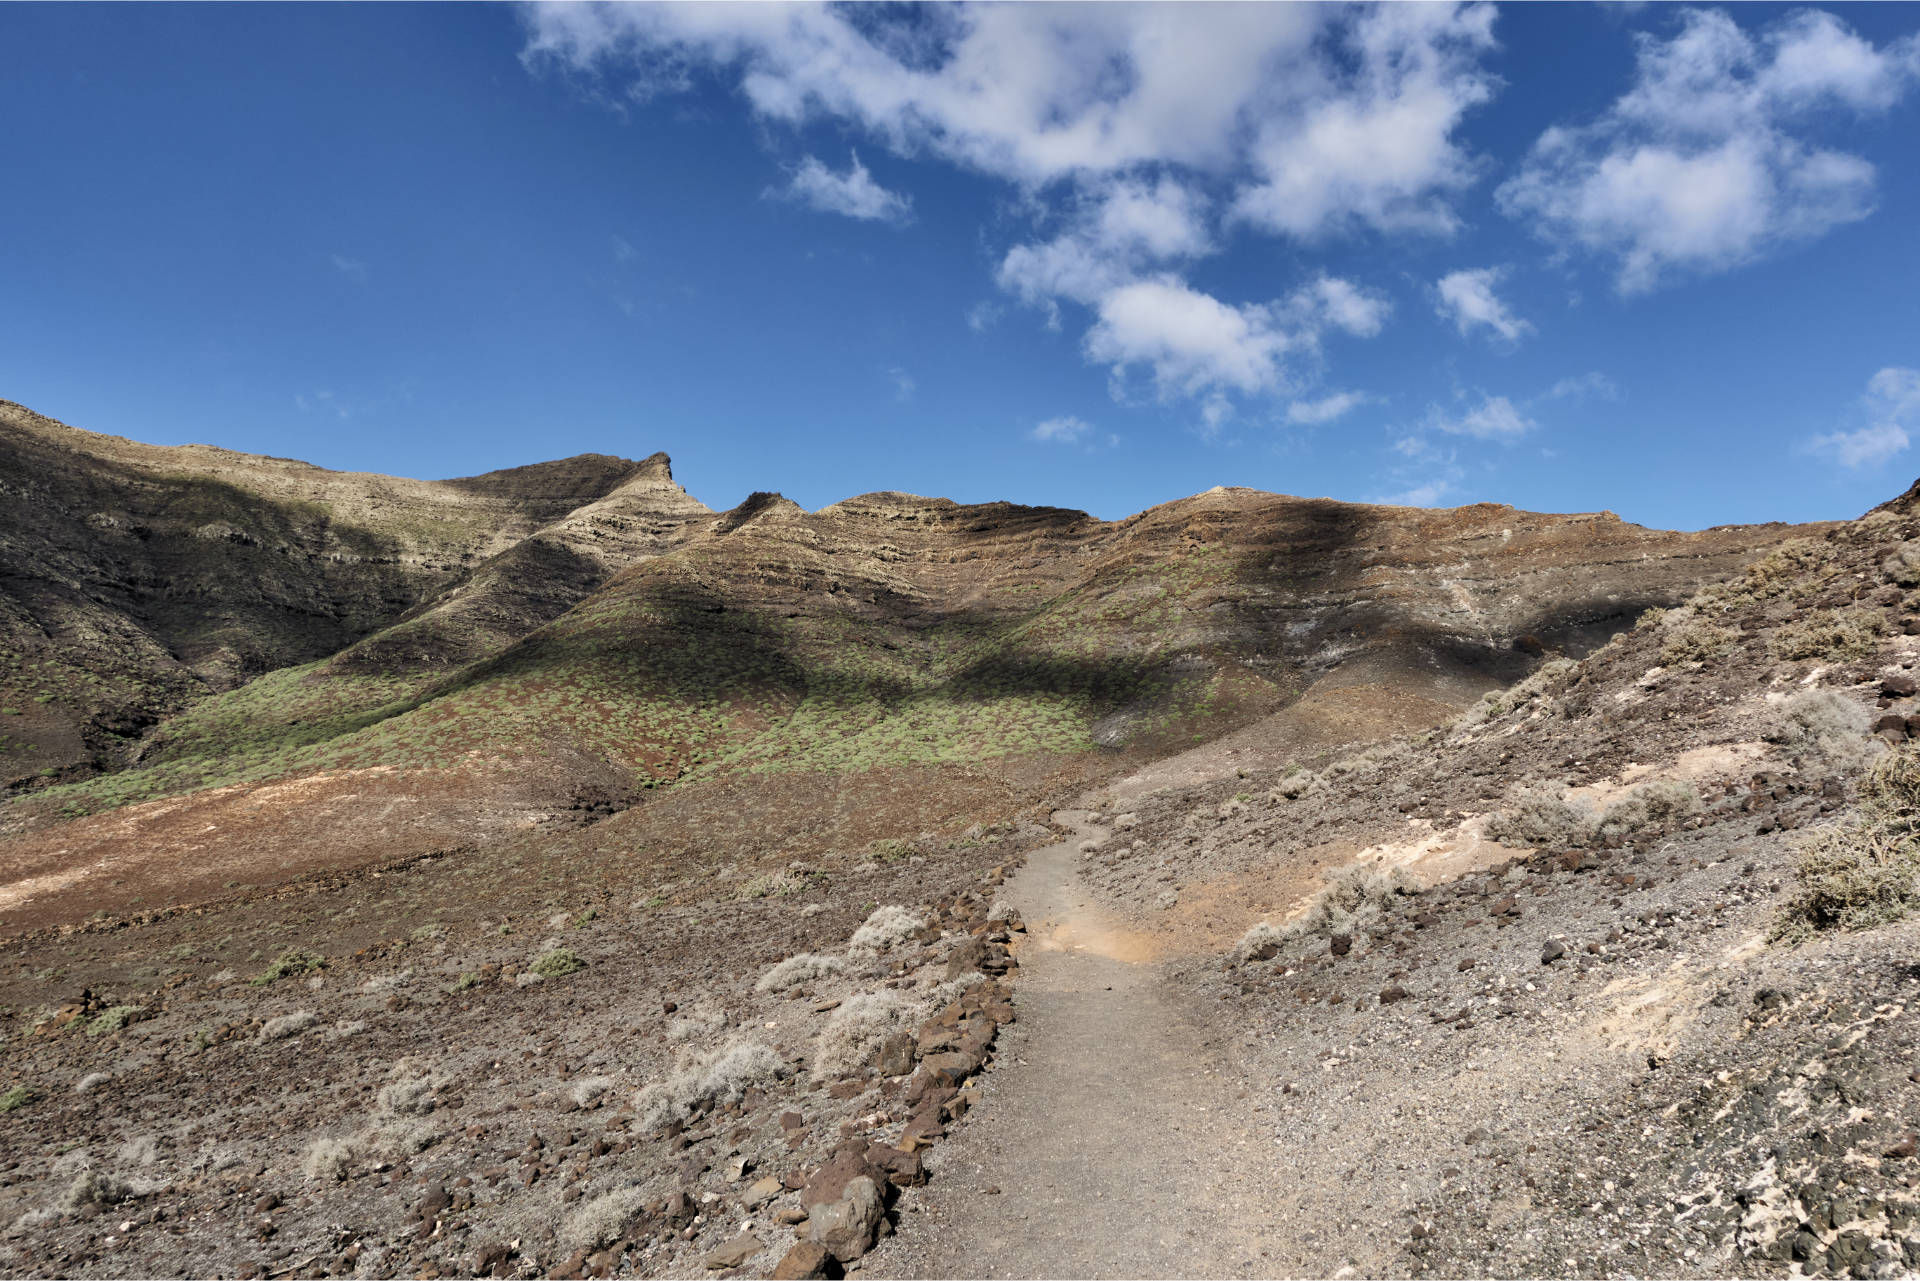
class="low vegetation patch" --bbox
[1776,746,1920,942]
[528,948,585,979]
[84,1005,141,1037]
[1769,608,1886,662]
[250,949,325,985]
[1659,620,1739,666]
[0,1084,37,1112]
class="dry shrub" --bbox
[1270,770,1320,801]
[633,1038,781,1129]
[1593,780,1702,842]
[665,1005,726,1042]
[1772,688,1880,771]
[302,1135,358,1182]
[810,991,920,1082]
[848,905,923,953]
[1769,608,1886,662]
[59,1171,132,1213]
[754,952,846,993]
[561,1185,650,1252]
[1236,863,1419,960]
[1776,746,1920,942]
[569,1076,613,1108]
[1883,541,1920,587]
[1660,620,1739,666]
[257,1010,318,1043]
[375,1077,435,1116]
[1485,785,1590,851]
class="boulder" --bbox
[862,1142,926,1188]
[771,1241,834,1280]
[807,1175,885,1263]
[801,1151,884,1209]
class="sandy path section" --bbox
[864,810,1290,1279]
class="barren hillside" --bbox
[4,400,1909,1281]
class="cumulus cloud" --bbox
[1031,415,1093,445]
[1085,278,1297,401]
[997,176,1211,310]
[1434,267,1532,344]
[1286,391,1372,426]
[1807,367,1920,467]
[1427,394,1535,441]
[522,3,1497,417]
[521,3,1496,213]
[1498,9,1919,293]
[772,152,912,223]
[1231,3,1500,238]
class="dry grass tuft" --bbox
[754,952,846,993]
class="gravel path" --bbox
[864,810,1289,1279]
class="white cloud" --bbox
[965,301,1003,333]
[1084,278,1298,401]
[1232,3,1500,239]
[521,2,1494,416]
[1428,394,1535,441]
[1546,371,1621,401]
[773,152,912,223]
[997,175,1211,309]
[1434,267,1531,343]
[1498,9,1918,293]
[1286,391,1371,425]
[329,254,368,282]
[612,234,637,263]
[1810,421,1909,468]
[1375,434,1464,507]
[887,367,916,402]
[1291,275,1391,338]
[1806,367,1920,467]
[1031,415,1093,444]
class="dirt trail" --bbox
[867,810,1290,1279]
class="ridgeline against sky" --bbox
[2,2,1917,528]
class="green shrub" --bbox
[251,949,325,985]
[85,1006,141,1037]
[1769,608,1886,662]
[529,948,585,979]
[0,1084,37,1112]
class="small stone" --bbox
[773,1205,809,1226]
[1885,673,1919,697]
[744,1176,784,1207]
[1329,933,1352,958]
[1379,985,1410,1005]
[1540,941,1567,964]
[703,1234,762,1270]
[982,1185,1002,1196]
[780,1111,806,1131]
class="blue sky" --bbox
[3,3,1918,531]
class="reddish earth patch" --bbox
[0,762,554,934]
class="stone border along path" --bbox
[863,809,1291,1279]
